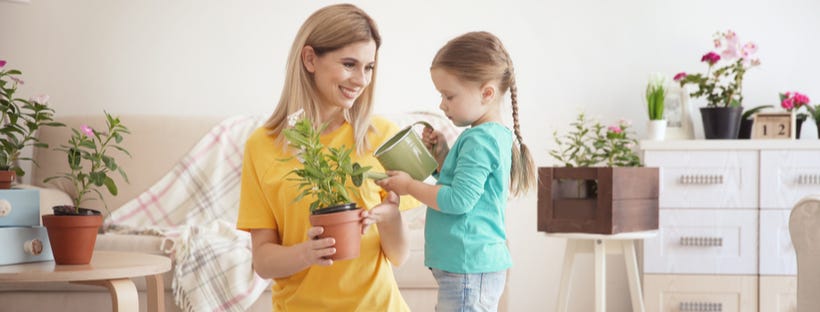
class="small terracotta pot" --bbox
[42,213,103,265]
[0,171,16,189]
[308,205,363,261]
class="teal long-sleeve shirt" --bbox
[425,122,512,274]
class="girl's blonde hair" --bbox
[431,31,536,197]
[265,3,381,153]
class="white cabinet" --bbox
[640,140,820,312]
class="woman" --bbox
[236,4,418,311]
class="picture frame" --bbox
[663,84,694,139]
[752,112,795,139]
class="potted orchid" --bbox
[674,30,760,139]
[779,91,811,138]
[0,60,63,188]
[41,112,131,264]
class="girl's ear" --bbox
[302,45,317,73]
[480,83,497,104]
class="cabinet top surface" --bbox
[640,139,820,151]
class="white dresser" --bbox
[640,140,820,312]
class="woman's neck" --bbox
[319,108,346,134]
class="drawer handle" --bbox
[797,174,820,185]
[680,302,722,311]
[679,174,724,185]
[23,239,44,256]
[679,236,723,247]
[0,199,11,217]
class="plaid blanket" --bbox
[104,115,270,312]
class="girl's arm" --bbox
[249,227,336,279]
[362,191,410,266]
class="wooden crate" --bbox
[537,167,659,234]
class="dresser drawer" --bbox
[0,189,40,227]
[644,151,758,209]
[759,276,796,312]
[644,209,757,274]
[760,150,820,209]
[0,226,53,265]
[760,210,795,275]
[643,274,758,312]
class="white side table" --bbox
[549,231,658,312]
[0,251,171,312]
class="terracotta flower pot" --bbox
[0,171,16,189]
[42,213,103,265]
[308,203,363,261]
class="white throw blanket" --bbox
[104,115,270,312]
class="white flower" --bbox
[647,72,668,90]
[29,94,50,104]
[287,108,304,127]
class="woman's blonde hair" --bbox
[265,3,381,153]
[431,31,536,197]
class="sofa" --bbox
[0,112,498,312]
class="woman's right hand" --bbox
[422,126,449,170]
[301,226,336,267]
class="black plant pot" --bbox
[700,106,743,139]
[738,118,754,139]
[311,202,358,215]
[796,115,807,139]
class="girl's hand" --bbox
[374,171,413,195]
[422,127,449,170]
[301,226,336,266]
[361,191,401,234]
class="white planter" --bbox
[647,120,668,141]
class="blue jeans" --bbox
[430,268,507,312]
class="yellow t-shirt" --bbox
[237,116,420,311]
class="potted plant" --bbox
[645,72,667,140]
[779,91,811,138]
[540,113,657,234]
[806,103,820,139]
[41,112,130,264]
[674,30,760,139]
[281,113,371,261]
[738,104,773,139]
[0,60,63,188]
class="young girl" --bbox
[375,31,536,311]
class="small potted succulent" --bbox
[41,112,130,264]
[281,112,371,261]
[0,60,63,188]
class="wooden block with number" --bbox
[752,112,795,139]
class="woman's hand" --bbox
[361,190,401,234]
[422,127,449,170]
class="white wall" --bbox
[3,0,820,311]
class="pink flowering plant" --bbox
[44,112,130,215]
[0,60,63,177]
[674,30,760,108]
[550,113,641,168]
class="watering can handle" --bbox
[410,121,436,153]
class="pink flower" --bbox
[781,97,795,110]
[9,76,24,85]
[0,60,5,68]
[29,94,49,104]
[794,92,810,106]
[701,52,721,65]
[80,125,94,137]
[741,42,758,57]
[780,91,811,111]
[673,72,687,81]
[607,125,622,134]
